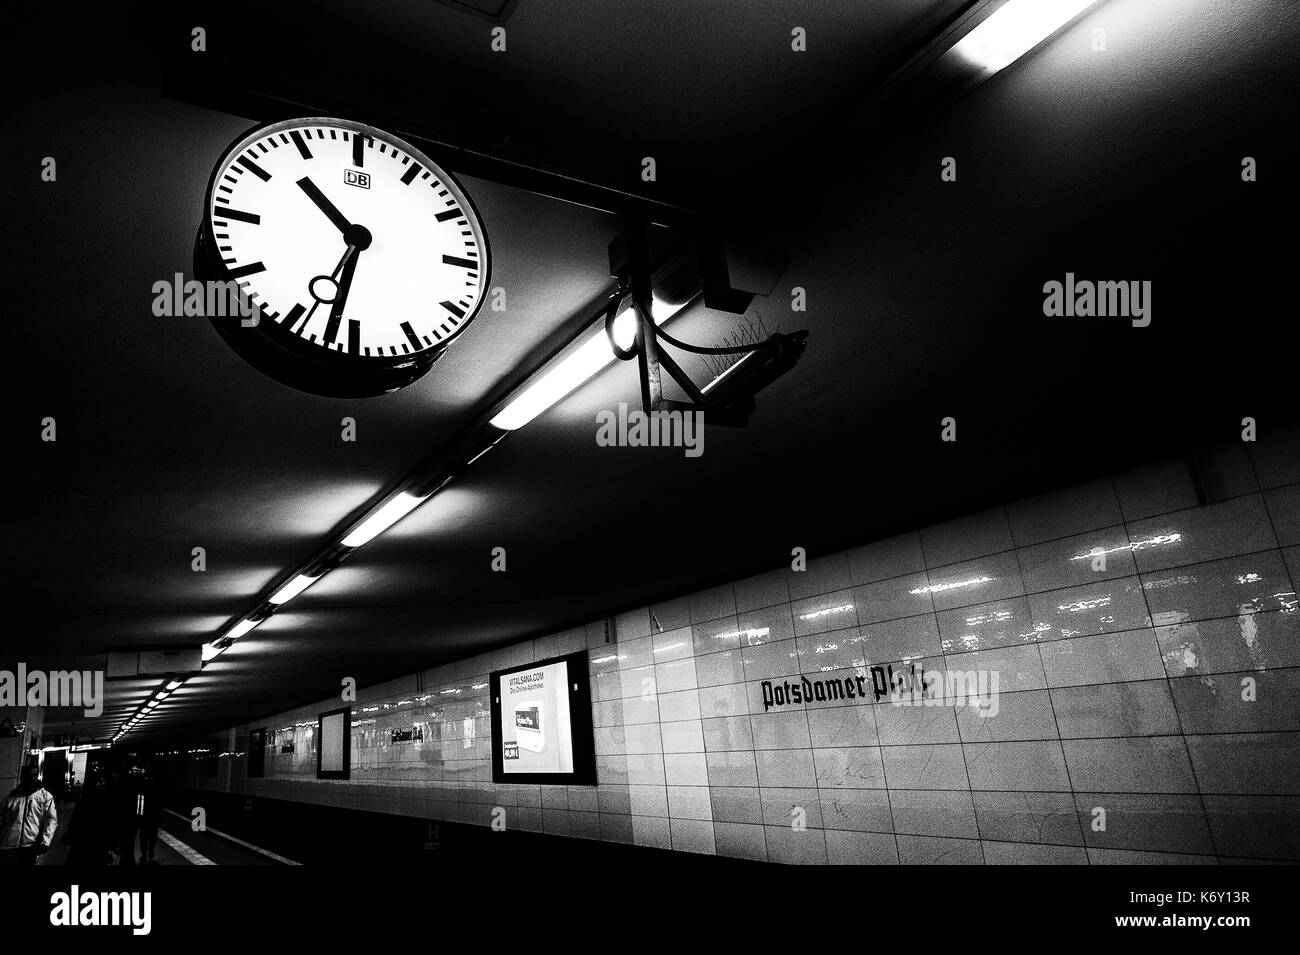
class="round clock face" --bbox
[196,117,490,396]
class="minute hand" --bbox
[296,177,352,234]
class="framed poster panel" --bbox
[316,706,351,780]
[489,650,596,785]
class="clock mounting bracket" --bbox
[606,221,808,429]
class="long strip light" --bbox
[269,572,322,605]
[202,616,264,661]
[341,491,430,548]
[490,298,678,431]
[952,0,1099,74]
[160,291,689,739]
[116,671,194,741]
[198,618,263,663]
[225,618,261,641]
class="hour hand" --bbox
[296,177,352,234]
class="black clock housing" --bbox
[194,118,491,398]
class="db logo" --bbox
[344,169,370,189]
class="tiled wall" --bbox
[0,705,38,796]
[194,427,1300,863]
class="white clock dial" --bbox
[207,118,488,360]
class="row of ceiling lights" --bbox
[114,294,684,743]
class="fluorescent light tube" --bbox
[952,0,1098,73]
[701,349,757,395]
[341,491,430,548]
[490,298,679,431]
[269,572,321,605]
[203,616,262,661]
[226,618,261,641]
[166,679,184,691]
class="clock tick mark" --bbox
[219,208,261,225]
[237,156,272,181]
[285,303,307,331]
[228,261,266,279]
[400,322,422,351]
[290,130,313,160]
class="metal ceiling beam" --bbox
[161,75,709,231]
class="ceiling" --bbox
[2,0,1296,743]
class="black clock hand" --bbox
[296,177,352,234]
[330,243,360,281]
[301,225,372,337]
[301,243,358,329]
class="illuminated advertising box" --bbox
[489,650,595,784]
[317,706,351,780]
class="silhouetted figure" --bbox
[100,768,139,866]
[63,770,114,865]
[0,766,58,865]
[137,766,163,863]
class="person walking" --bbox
[136,765,163,863]
[0,766,58,865]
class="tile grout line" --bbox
[1123,477,1223,864]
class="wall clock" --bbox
[195,117,490,397]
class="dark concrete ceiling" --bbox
[3,0,1296,743]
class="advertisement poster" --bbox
[317,708,349,778]
[500,659,574,775]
